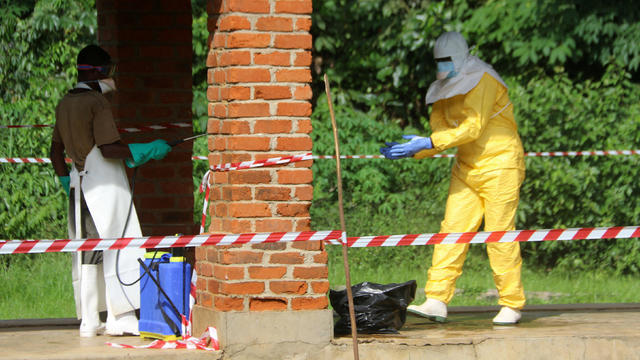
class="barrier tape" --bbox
[186,270,196,337]
[117,122,192,133]
[524,150,640,157]
[210,153,313,172]
[315,150,640,159]
[1,156,208,163]
[107,327,219,351]
[2,227,639,254]
[198,150,640,171]
[5,150,640,166]
[0,122,192,133]
[329,226,640,247]
[0,157,58,164]
[0,230,344,255]
[0,124,52,129]
[107,270,220,352]
[199,171,211,234]
[314,155,387,159]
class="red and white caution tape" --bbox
[0,230,343,254]
[313,155,387,159]
[1,156,207,163]
[107,270,219,352]
[4,150,640,165]
[199,171,211,234]
[313,150,640,159]
[0,157,57,164]
[107,327,219,351]
[328,226,640,247]
[0,122,191,133]
[0,124,52,129]
[210,152,313,172]
[117,122,192,133]
[3,226,640,254]
[524,150,640,157]
[204,150,640,169]
[185,270,197,337]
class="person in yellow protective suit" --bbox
[380,31,526,324]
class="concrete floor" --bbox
[0,326,221,360]
[325,304,640,360]
[2,305,640,360]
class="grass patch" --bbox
[2,176,639,319]
[3,237,640,319]
[0,253,75,319]
[328,244,640,307]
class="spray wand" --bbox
[167,133,207,147]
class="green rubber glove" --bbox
[126,139,172,168]
[58,175,70,196]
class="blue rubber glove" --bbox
[58,176,70,196]
[384,135,433,159]
[126,139,172,168]
[379,142,398,158]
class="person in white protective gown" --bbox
[50,45,173,337]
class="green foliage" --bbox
[191,0,210,227]
[465,0,640,77]
[311,0,640,276]
[329,247,640,306]
[0,0,96,240]
[513,63,640,274]
[310,90,451,221]
[0,0,97,102]
[312,0,466,129]
[310,89,449,279]
[0,253,75,319]
[1,0,640,292]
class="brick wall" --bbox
[195,0,329,313]
[96,0,195,236]
[195,241,329,311]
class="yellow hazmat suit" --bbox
[415,72,526,309]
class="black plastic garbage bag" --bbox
[329,280,417,335]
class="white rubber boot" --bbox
[105,308,140,336]
[105,290,140,336]
[106,308,139,336]
[492,306,521,325]
[407,298,447,323]
[79,265,105,337]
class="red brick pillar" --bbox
[193,0,332,351]
[96,0,195,236]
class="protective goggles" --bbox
[77,63,117,77]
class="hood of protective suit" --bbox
[434,31,469,74]
[426,32,507,105]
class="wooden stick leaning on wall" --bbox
[323,73,359,360]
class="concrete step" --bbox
[2,304,640,359]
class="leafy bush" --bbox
[465,0,640,77]
[513,64,640,274]
[311,0,640,276]
[310,89,450,273]
[311,0,464,130]
[2,0,640,279]
[0,0,97,240]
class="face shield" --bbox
[77,63,117,78]
[77,63,117,93]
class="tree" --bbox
[0,0,97,239]
[465,0,640,80]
